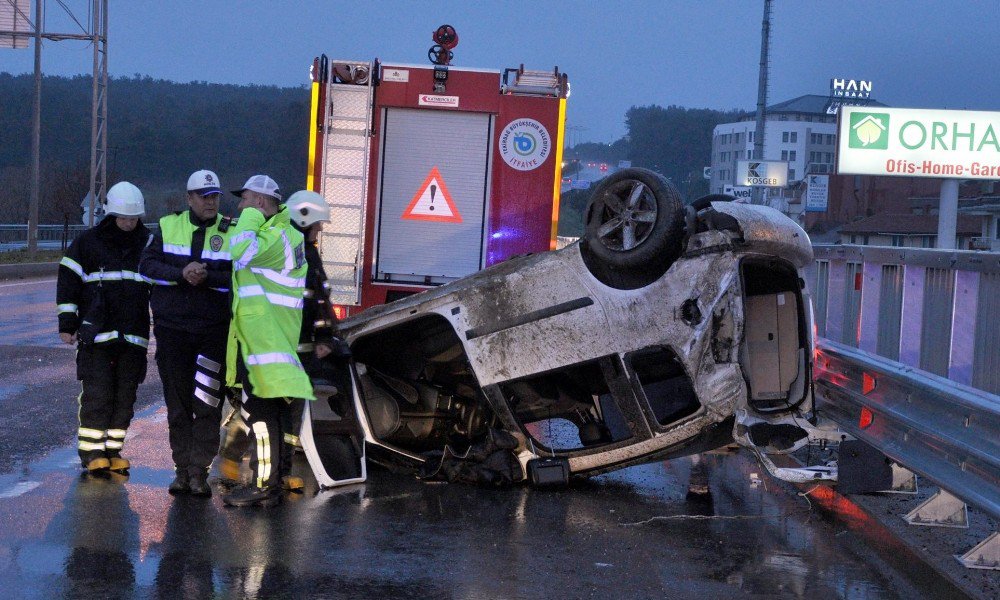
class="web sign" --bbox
[837,106,1000,180]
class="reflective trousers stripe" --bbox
[58,303,78,314]
[106,429,127,439]
[283,433,301,447]
[78,441,106,451]
[78,427,105,440]
[195,371,221,390]
[194,387,221,408]
[197,354,222,373]
[252,421,271,488]
[105,439,124,450]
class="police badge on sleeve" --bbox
[294,242,306,269]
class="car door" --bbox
[299,360,369,488]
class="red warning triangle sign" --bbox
[401,166,463,223]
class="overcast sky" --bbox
[2,1,999,143]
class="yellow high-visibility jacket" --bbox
[226,205,315,400]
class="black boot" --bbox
[222,484,281,508]
[189,470,212,497]
[168,470,190,495]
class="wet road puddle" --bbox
[0,402,951,599]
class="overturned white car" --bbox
[302,168,834,487]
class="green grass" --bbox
[0,249,63,264]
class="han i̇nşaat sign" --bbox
[837,106,1000,180]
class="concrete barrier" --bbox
[0,262,58,281]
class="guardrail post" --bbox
[859,261,882,353]
[956,531,1000,570]
[825,259,847,343]
[898,265,926,368]
[882,463,918,494]
[903,489,969,528]
[948,271,979,386]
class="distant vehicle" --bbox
[302,168,837,487]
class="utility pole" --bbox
[752,0,772,205]
[87,0,108,227]
[28,0,41,255]
[2,1,109,245]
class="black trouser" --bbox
[235,353,303,488]
[76,341,148,465]
[154,324,227,477]
[222,351,309,480]
[220,398,304,474]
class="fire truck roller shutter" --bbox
[376,108,491,282]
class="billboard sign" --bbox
[735,160,788,187]
[805,175,829,212]
[723,185,752,203]
[0,0,30,49]
[837,106,1000,180]
[830,78,872,99]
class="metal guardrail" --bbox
[0,223,159,252]
[814,337,1000,521]
[808,244,1000,395]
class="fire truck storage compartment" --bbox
[375,108,492,284]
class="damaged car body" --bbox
[301,168,837,488]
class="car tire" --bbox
[689,193,735,212]
[581,168,685,289]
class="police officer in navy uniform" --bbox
[139,170,234,496]
[57,181,152,474]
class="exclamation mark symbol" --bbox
[429,184,436,211]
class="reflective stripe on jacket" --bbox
[226,206,314,400]
[139,210,234,332]
[56,216,151,348]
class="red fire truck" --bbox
[306,29,569,317]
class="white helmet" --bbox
[286,190,330,228]
[105,181,145,217]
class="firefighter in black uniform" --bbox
[57,181,152,473]
[139,170,233,497]
[217,189,339,491]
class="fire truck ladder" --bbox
[319,60,375,307]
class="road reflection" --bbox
[0,439,934,599]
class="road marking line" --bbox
[0,278,56,288]
[0,481,41,498]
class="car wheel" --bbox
[581,168,685,288]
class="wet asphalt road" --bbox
[0,278,975,599]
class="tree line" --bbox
[0,73,309,224]
[558,104,747,236]
[0,73,744,234]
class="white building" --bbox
[709,95,843,195]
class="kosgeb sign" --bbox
[735,160,788,187]
[837,106,1000,180]
[805,175,829,212]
